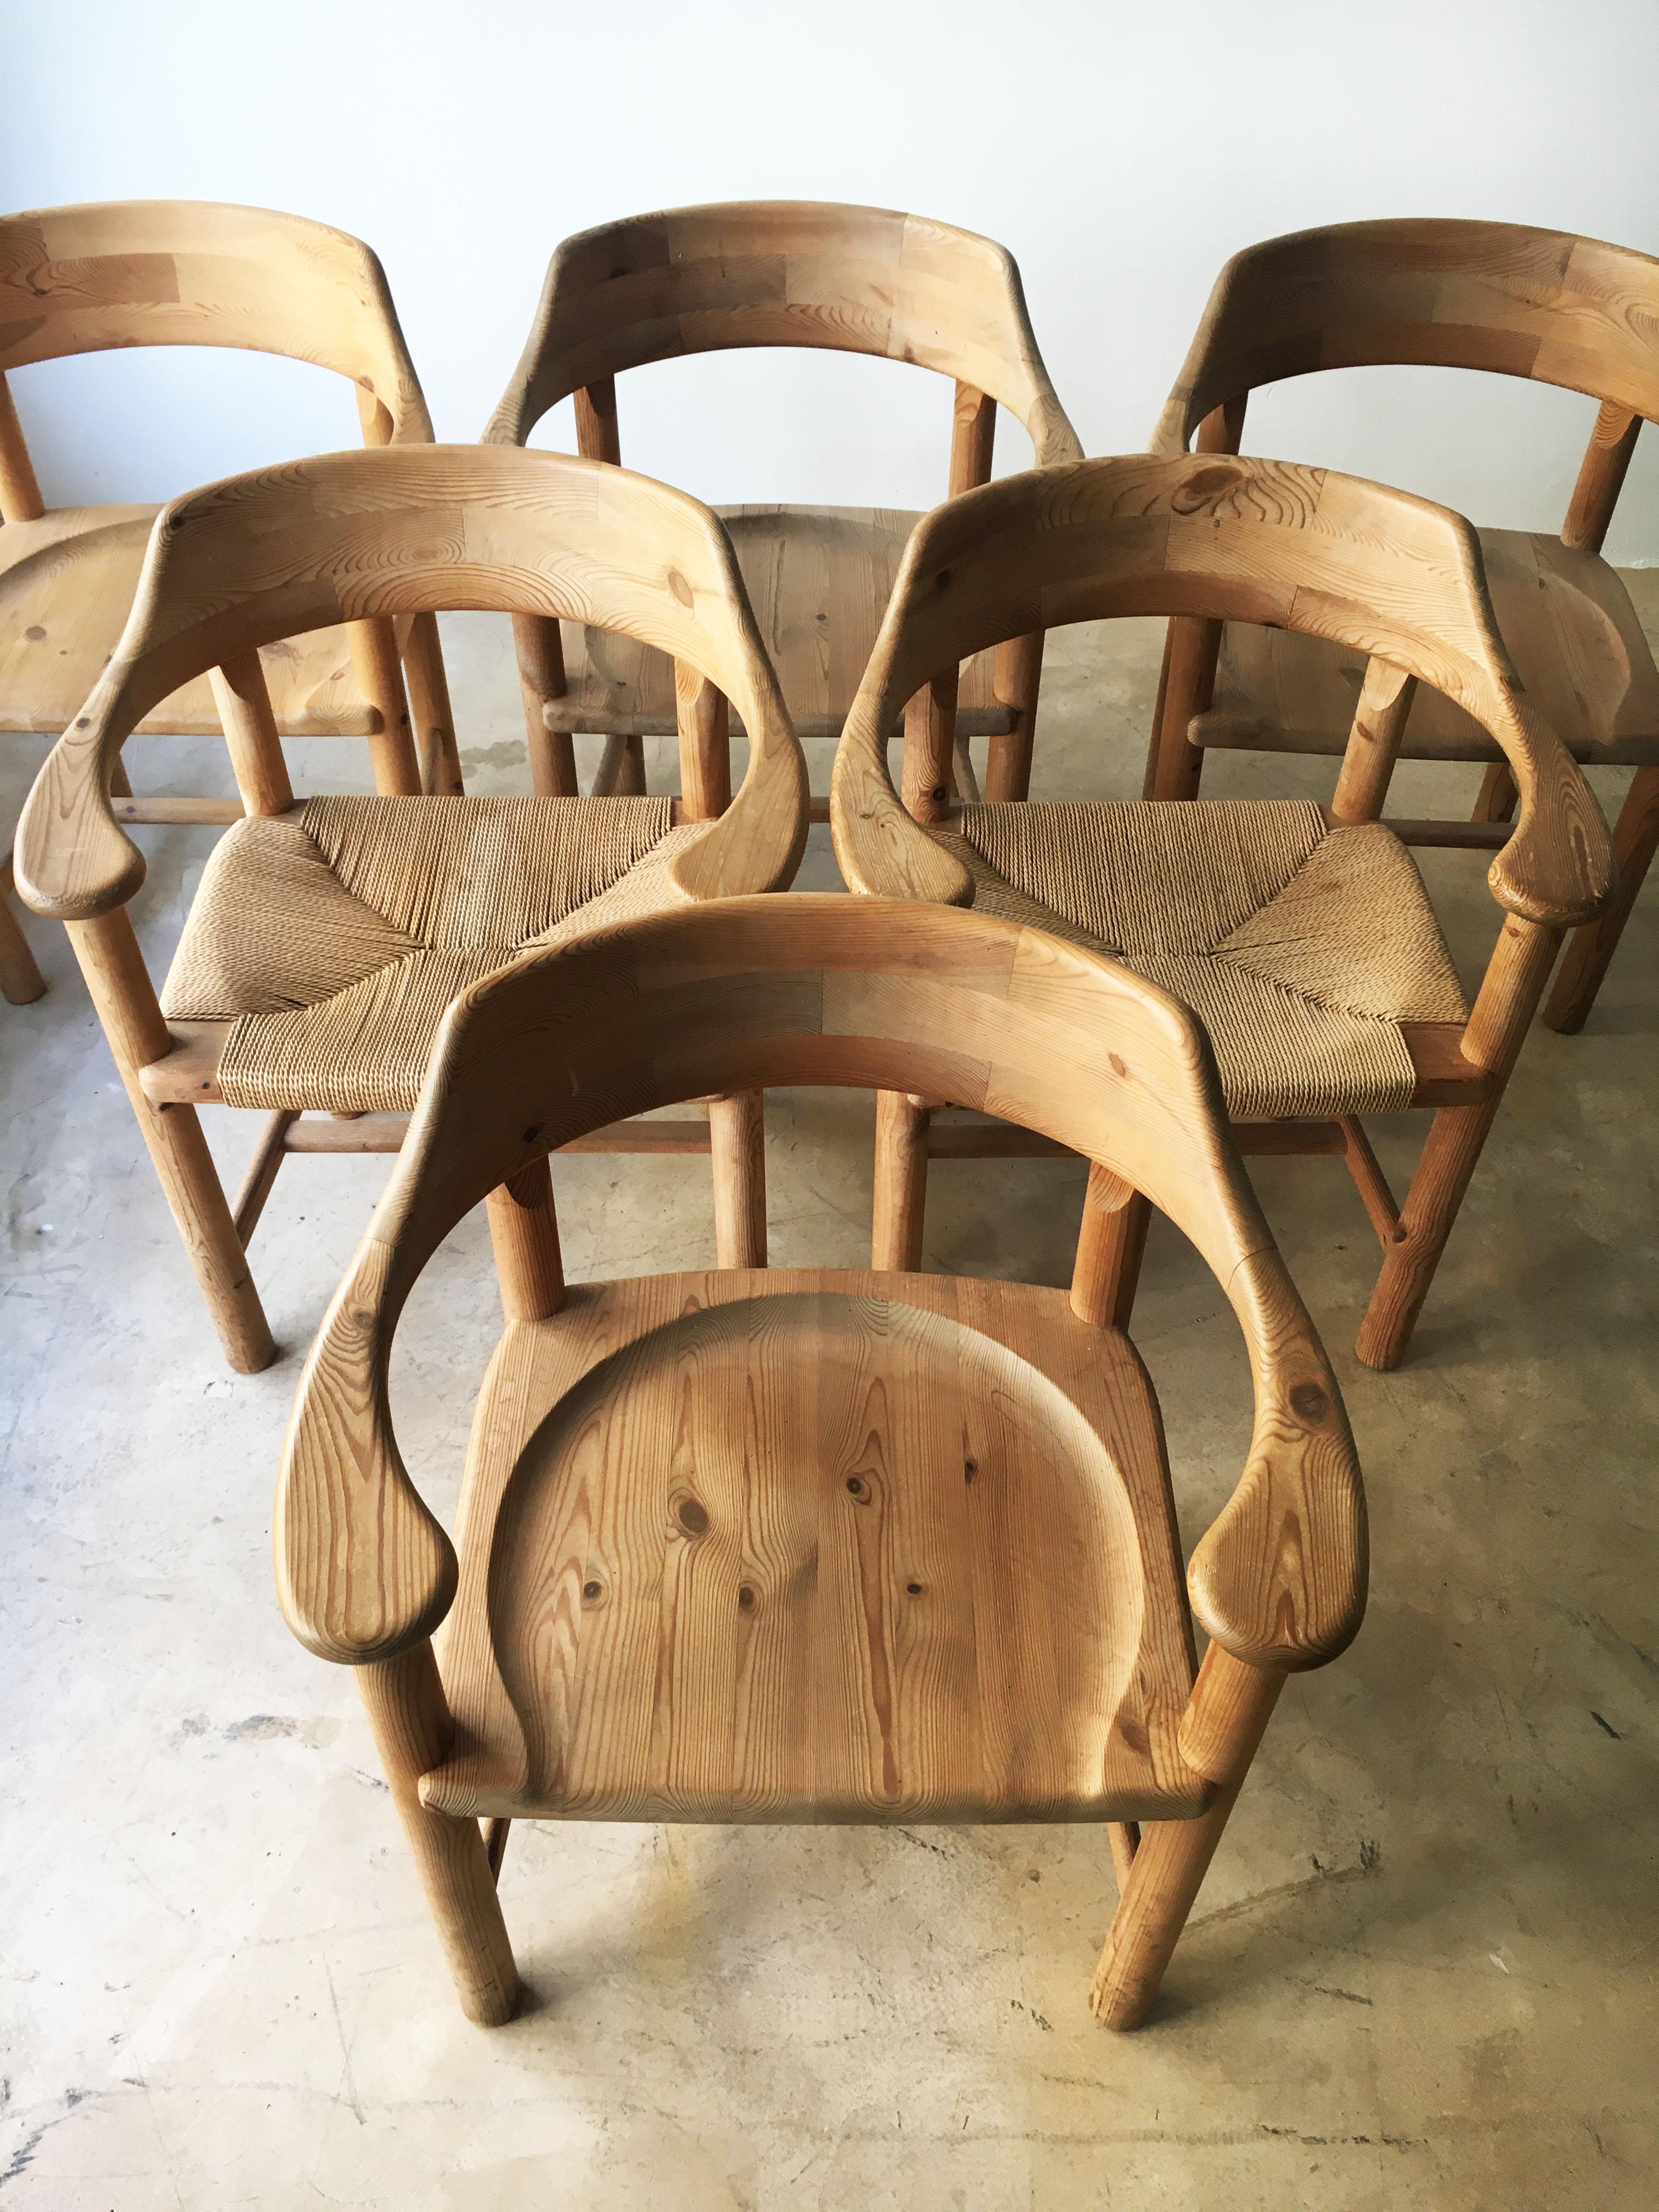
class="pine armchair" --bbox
[483,200,1082,811]
[1146,218,1659,1035]
[16,445,808,1372]
[832,453,1612,1371]
[274,893,1365,2030]
[0,200,463,1002]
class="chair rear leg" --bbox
[356,1644,521,2027]
[1091,1650,1282,2030]
[708,1092,767,1268]
[0,865,46,1003]
[872,1091,930,1271]
[1543,765,1659,1034]
[67,910,274,1372]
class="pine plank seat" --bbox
[15,445,809,1370]
[427,1271,1205,1827]
[831,454,1613,1373]
[1146,218,1659,1034]
[545,505,1014,745]
[274,896,1367,2030]
[0,508,369,736]
[484,201,1081,804]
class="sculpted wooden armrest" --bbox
[830,693,974,907]
[275,1238,457,1666]
[1481,693,1615,929]
[1189,1248,1367,1672]
[15,665,151,920]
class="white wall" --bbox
[8,0,1659,555]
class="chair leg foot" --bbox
[357,1646,522,2028]
[1542,766,1658,1035]
[708,1092,766,1268]
[142,1102,276,1372]
[872,1091,930,1271]
[0,881,46,1003]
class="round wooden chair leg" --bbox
[357,1645,521,2028]
[1091,1655,1282,2031]
[1543,765,1658,1035]
[485,1156,565,1322]
[0,880,46,1003]
[708,1092,766,1268]
[872,1091,930,1271]
[1355,1097,1496,1372]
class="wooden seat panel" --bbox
[0,506,374,737]
[1197,527,1659,766]
[544,505,1012,742]
[426,1269,1208,1827]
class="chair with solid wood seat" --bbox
[15,444,808,1372]
[0,199,463,992]
[831,453,1613,1372]
[483,200,1082,810]
[1144,218,1659,1035]
[274,893,1367,2030]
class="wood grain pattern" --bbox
[429,1272,1206,1825]
[1150,216,1656,1025]
[830,449,1609,1368]
[484,202,1081,786]
[0,200,443,791]
[274,895,1362,2024]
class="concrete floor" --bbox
[2,611,1656,2211]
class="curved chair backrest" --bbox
[275,893,1365,1674]
[17,445,806,919]
[0,199,431,518]
[484,200,1082,471]
[1151,219,1659,546]
[831,452,1612,928]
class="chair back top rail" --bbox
[1152,217,1659,459]
[274,896,1365,1679]
[484,200,1082,469]
[830,452,1612,928]
[15,444,806,920]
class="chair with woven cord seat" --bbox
[831,452,1612,1372]
[15,444,808,1372]
[0,199,464,1004]
[1143,217,1659,1035]
[483,199,1082,813]
[273,891,1366,2029]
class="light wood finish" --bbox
[485,202,1081,805]
[872,1090,931,1270]
[15,445,808,1364]
[485,1155,566,1324]
[1328,659,1417,825]
[0,849,45,1003]
[1071,1164,1152,1333]
[274,894,1363,2022]
[356,1644,521,2025]
[0,201,455,857]
[831,452,1612,1368]
[707,1090,768,1269]
[66,907,273,1371]
[1544,766,1659,1032]
[1149,217,1659,1027]
[206,651,294,817]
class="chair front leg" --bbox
[1357,912,1562,1369]
[1543,764,1659,1034]
[872,1091,930,1271]
[708,1092,767,1268]
[1091,1647,1283,2030]
[67,909,274,1373]
[356,1642,521,2027]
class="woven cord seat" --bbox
[936,800,1468,1121]
[161,795,703,1112]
